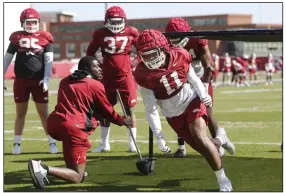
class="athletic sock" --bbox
[100,126,110,146]
[14,135,22,144]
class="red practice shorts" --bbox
[223,66,231,73]
[213,69,219,79]
[166,97,208,147]
[47,113,91,165]
[103,73,137,107]
[249,68,256,74]
[13,78,48,103]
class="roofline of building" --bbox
[40,11,77,16]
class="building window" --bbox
[66,43,75,58]
[53,44,60,59]
[81,43,89,57]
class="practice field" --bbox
[4,74,283,192]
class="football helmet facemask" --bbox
[20,8,40,34]
[104,6,126,34]
[137,29,170,70]
[165,17,190,48]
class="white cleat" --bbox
[217,128,235,155]
[28,160,49,189]
[92,143,110,153]
[128,144,138,153]
[49,143,58,154]
[219,147,225,157]
[12,143,21,155]
[218,178,233,192]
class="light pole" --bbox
[105,3,108,12]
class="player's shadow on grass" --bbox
[5,155,283,192]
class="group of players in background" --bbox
[213,52,283,87]
[4,5,281,192]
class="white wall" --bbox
[4,3,31,60]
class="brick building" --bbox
[43,12,282,61]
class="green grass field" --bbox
[4,73,283,192]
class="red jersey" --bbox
[86,26,139,77]
[9,30,53,78]
[50,76,124,133]
[184,38,208,61]
[134,47,191,100]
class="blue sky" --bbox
[31,2,282,24]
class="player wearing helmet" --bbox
[134,29,233,192]
[86,6,140,153]
[162,17,235,157]
[248,53,258,84]
[265,53,275,85]
[222,52,232,85]
[3,8,58,155]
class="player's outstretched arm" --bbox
[187,66,212,107]
[200,45,214,83]
[139,86,171,154]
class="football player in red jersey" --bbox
[27,56,132,189]
[86,6,139,153]
[265,53,275,85]
[3,8,58,155]
[248,53,258,84]
[163,17,235,157]
[134,29,233,191]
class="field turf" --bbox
[4,73,283,192]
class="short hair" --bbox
[78,56,97,71]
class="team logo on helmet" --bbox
[165,17,191,48]
[137,29,170,69]
[104,6,126,34]
[20,8,40,34]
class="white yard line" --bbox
[3,137,281,146]
[221,88,282,94]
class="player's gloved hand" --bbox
[4,86,7,90]
[157,137,171,155]
[123,116,133,127]
[201,94,212,108]
[39,77,49,92]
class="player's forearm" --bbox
[187,67,208,100]
[145,109,163,137]
[201,51,213,83]
[43,52,54,80]
[4,52,14,75]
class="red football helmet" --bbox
[104,6,126,33]
[20,8,40,33]
[137,29,170,69]
[165,17,190,48]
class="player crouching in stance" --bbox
[134,29,233,191]
[164,17,235,158]
[28,56,132,189]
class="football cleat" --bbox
[217,128,235,155]
[49,143,58,154]
[218,178,233,192]
[28,160,49,189]
[174,148,187,158]
[219,146,225,157]
[128,143,138,153]
[92,143,111,153]
[12,143,21,155]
